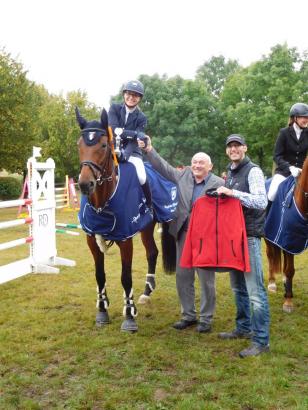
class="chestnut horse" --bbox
[265,157,308,312]
[76,107,175,332]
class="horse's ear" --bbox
[75,106,87,130]
[100,108,108,130]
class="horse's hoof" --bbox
[137,294,151,305]
[96,311,110,327]
[121,317,138,332]
[283,304,294,313]
[268,283,277,293]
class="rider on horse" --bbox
[267,102,308,205]
[108,80,152,209]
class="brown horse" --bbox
[75,107,175,332]
[265,157,308,312]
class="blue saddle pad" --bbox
[145,162,178,222]
[79,162,153,241]
[265,176,308,254]
[78,162,178,241]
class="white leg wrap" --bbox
[145,273,156,291]
[123,289,138,317]
[96,285,109,309]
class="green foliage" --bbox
[37,91,101,180]
[196,55,241,97]
[221,44,308,175]
[1,43,307,178]
[0,176,22,200]
[0,48,44,173]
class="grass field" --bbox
[0,208,307,409]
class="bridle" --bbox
[80,143,115,186]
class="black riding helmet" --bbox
[289,103,308,117]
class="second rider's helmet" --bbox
[289,103,308,117]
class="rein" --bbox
[80,144,115,186]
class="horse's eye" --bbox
[101,143,107,148]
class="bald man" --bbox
[139,137,224,333]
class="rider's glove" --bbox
[137,132,148,148]
[289,166,302,178]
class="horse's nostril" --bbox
[79,180,95,195]
[79,182,89,194]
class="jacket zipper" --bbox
[231,240,236,257]
[199,239,203,254]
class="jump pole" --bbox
[0,147,76,285]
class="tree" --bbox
[38,91,100,180]
[196,55,240,97]
[0,49,43,173]
[221,44,307,175]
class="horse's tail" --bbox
[265,239,282,273]
[161,222,176,274]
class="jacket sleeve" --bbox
[144,149,182,184]
[273,129,290,173]
[121,111,147,140]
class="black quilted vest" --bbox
[225,156,266,238]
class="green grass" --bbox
[0,208,307,409]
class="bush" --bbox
[0,177,22,200]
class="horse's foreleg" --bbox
[282,252,295,313]
[118,240,138,332]
[265,239,280,292]
[138,222,159,304]
[87,235,110,326]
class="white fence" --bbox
[0,148,76,285]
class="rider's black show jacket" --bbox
[274,126,308,177]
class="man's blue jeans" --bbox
[229,237,270,346]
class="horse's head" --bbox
[76,107,113,198]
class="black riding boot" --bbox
[141,180,152,209]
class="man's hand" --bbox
[216,186,233,197]
[289,166,302,178]
[138,135,152,152]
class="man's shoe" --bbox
[196,323,211,333]
[218,330,253,340]
[172,319,198,330]
[239,343,270,358]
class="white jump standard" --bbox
[0,147,75,285]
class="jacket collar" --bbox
[228,156,250,174]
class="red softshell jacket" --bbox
[180,195,250,272]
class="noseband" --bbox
[80,145,114,185]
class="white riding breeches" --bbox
[128,156,146,185]
[267,173,286,201]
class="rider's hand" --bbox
[289,166,302,178]
[137,132,147,148]
[138,135,152,152]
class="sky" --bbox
[1,0,307,109]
